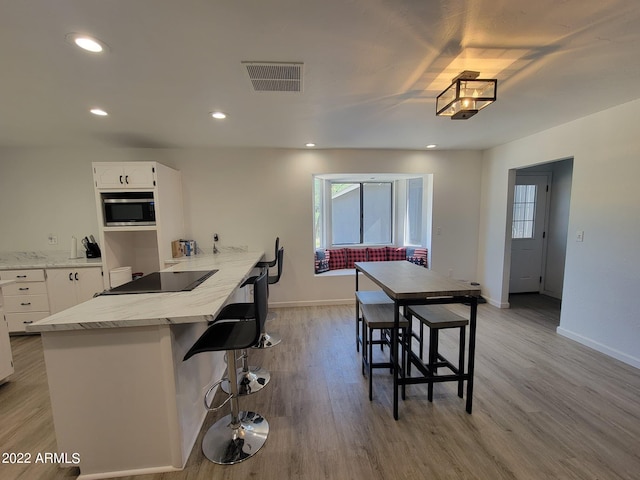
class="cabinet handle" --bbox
[125,175,129,184]
[119,175,124,184]
[16,275,27,278]
[69,272,73,281]
[20,302,31,306]
[18,287,29,291]
[23,320,33,324]
[75,272,79,281]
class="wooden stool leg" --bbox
[458,326,466,398]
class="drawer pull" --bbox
[20,302,32,306]
[23,320,34,324]
[19,287,30,291]
[16,275,27,278]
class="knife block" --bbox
[85,242,102,258]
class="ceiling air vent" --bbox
[242,61,303,92]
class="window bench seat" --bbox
[315,246,428,275]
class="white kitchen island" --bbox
[27,250,263,480]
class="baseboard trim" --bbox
[270,299,354,308]
[557,327,640,369]
[485,296,510,308]
[78,465,183,480]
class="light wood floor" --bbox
[1,295,639,480]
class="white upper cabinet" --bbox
[92,161,185,290]
[93,163,156,189]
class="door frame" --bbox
[507,168,553,294]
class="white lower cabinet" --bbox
[0,269,51,333]
[46,267,104,314]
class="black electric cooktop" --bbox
[102,270,218,295]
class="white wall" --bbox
[478,99,640,368]
[543,159,573,298]
[0,147,483,306]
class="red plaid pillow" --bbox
[366,247,387,262]
[345,248,367,268]
[327,248,346,270]
[386,246,407,261]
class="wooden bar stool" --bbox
[356,290,423,360]
[355,290,393,352]
[406,305,468,401]
[360,302,409,401]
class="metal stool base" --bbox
[202,411,269,465]
[253,331,281,349]
[221,366,271,396]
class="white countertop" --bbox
[0,251,103,269]
[26,250,263,332]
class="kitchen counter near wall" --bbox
[0,251,102,269]
[0,252,104,332]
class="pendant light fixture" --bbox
[436,71,497,120]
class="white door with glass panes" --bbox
[509,174,550,293]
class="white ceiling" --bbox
[2,0,640,150]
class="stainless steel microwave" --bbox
[101,192,156,226]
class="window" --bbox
[512,184,536,239]
[331,182,392,245]
[405,178,423,246]
[314,174,428,248]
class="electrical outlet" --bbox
[576,230,584,242]
[48,234,58,245]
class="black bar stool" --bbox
[222,245,284,394]
[242,246,284,349]
[406,305,468,401]
[183,271,269,465]
[256,237,279,269]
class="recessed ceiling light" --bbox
[211,111,227,119]
[90,108,108,116]
[426,144,437,149]
[305,143,316,147]
[66,33,107,53]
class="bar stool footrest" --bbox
[253,331,281,349]
[221,366,271,396]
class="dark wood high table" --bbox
[355,261,481,420]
